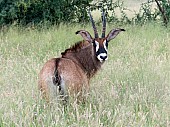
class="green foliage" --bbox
[91,0,170,25]
[132,1,160,25]
[129,0,170,25]
[0,0,92,26]
[90,0,130,23]
[89,0,159,25]
[1,0,170,26]
[161,0,170,22]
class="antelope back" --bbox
[38,57,90,103]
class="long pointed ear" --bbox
[76,30,93,43]
[106,28,125,42]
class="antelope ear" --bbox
[76,30,93,43]
[106,28,125,42]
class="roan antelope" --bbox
[38,11,125,103]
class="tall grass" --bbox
[0,23,170,126]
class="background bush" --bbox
[0,0,170,26]
[0,0,92,26]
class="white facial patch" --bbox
[95,41,99,52]
[103,40,108,52]
[97,53,108,62]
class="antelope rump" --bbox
[38,11,125,103]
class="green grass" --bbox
[0,23,170,126]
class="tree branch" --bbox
[155,0,168,26]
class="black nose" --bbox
[100,55,107,60]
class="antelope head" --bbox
[76,11,125,62]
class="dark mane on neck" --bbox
[61,40,90,55]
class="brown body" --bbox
[38,41,102,102]
[38,11,125,103]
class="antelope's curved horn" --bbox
[88,11,99,38]
[101,11,106,38]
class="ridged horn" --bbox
[101,11,106,38]
[88,11,99,38]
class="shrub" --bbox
[0,0,92,26]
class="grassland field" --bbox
[0,2,169,126]
[0,21,170,127]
